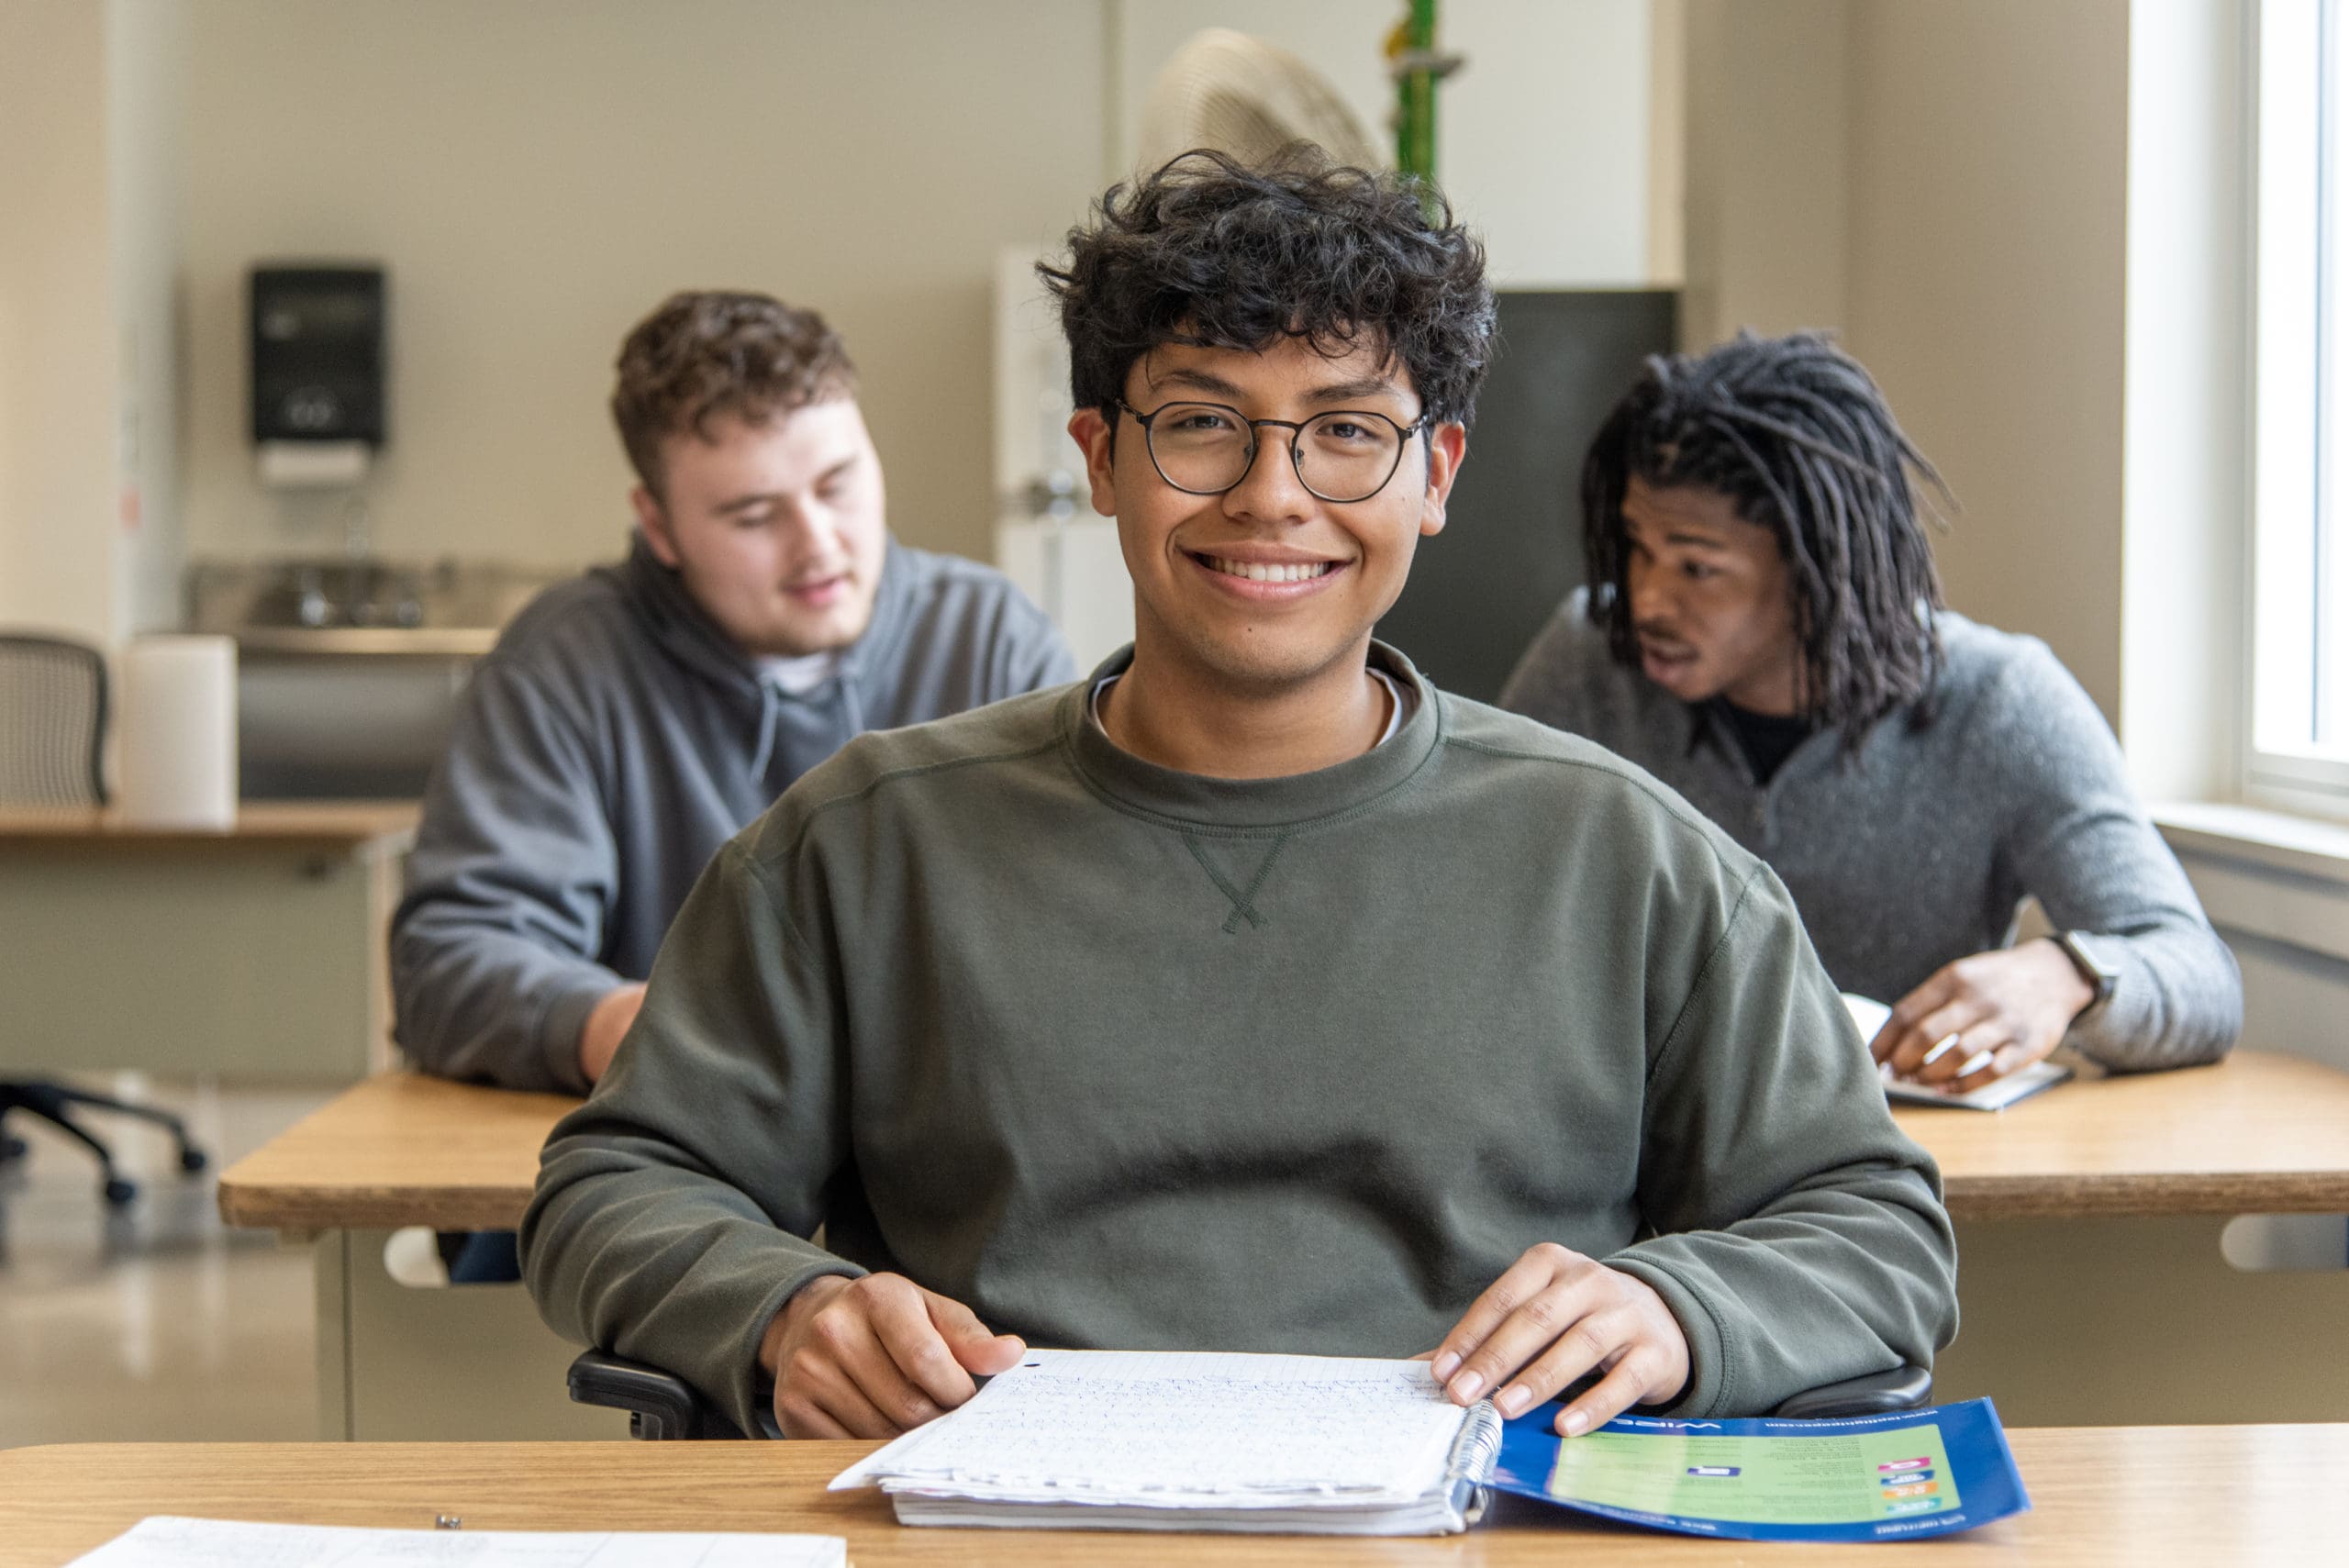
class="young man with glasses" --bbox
[523,154,1956,1445]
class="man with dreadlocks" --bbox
[1503,331,2240,1094]
[525,162,1954,1449]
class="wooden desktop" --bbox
[1898,1049,2349,1218]
[0,802,416,1084]
[219,1051,2349,1440]
[3,1427,2343,1566]
[1894,1050,2349,1426]
[217,1073,616,1441]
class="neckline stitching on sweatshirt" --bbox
[1441,736,1750,881]
[771,736,1068,863]
[1182,831,1293,932]
[1057,694,1451,839]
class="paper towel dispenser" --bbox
[250,264,386,450]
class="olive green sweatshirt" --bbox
[523,645,1957,1440]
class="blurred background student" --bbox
[393,291,1071,1283]
[1502,332,2241,1092]
[394,291,1073,1100]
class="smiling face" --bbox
[1068,335,1464,702]
[631,399,887,657]
[1620,476,1803,715]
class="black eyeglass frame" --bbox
[1116,399,1433,504]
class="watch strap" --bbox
[2054,929,2118,1011]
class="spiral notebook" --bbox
[829,1350,1503,1536]
[829,1351,2031,1542]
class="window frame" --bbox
[2250,0,2349,815]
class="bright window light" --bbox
[2323,2,2349,750]
[2251,0,2349,806]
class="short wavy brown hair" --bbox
[610,290,857,495]
[1040,148,1494,429]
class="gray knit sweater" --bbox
[1500,593,2241,1072]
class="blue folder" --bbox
[1486,1397,2031,1543]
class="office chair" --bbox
[565,1348,1932,1441]
[0,633,210,1206]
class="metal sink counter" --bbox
[188,558,565,798]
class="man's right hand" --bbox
[576,983,648,1084]
[759,1273,1026,1439]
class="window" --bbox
[2253,0,2349,810]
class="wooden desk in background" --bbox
[0,803,416,1083]
[221,1052,2349,1441]
[217,1072,614,1441]
[4,1427,2343,1567]
[1893,1050,2349,1427]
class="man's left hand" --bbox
[1870,940,2093,1092]
[1431,1243,1692,1437]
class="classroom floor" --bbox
[0,1078,332,1449]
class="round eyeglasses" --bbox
[1118,400,1430,505]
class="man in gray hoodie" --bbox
[393,291,1074,1097]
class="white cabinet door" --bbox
[993,247,1133,672]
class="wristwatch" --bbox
[2052,930,2120,1019]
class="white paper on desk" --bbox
[1882,1059,2072,1110]
[63,1516,845,1568]
[1843,992,2073,1110]
[831,1348,1470,1507]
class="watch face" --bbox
[2060,932,2117,1005]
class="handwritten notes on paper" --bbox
[831,1349,1472,1507]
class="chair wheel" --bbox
[103,1177,138,1207]
[179,1148,209,1174]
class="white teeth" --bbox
[1206,556,1332,584]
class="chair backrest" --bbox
[0,633,109,807]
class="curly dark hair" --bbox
[610,290,857,496]
[1039,147,1495,430]
[1583,330,1951,751]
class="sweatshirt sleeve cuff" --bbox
[538,980,618,1096]
[1605,1251,1731,1418]
[725,1261,869,1439]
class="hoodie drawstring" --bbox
[837,673,865,754]
[751,681,783,783]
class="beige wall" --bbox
[0,1,119,645]
[181,0,1108,573]
[0,0,184,650]
[1677,0,1850,349]
[1111,0,1657,289]
[7,0,1666,646]
[1681,0,2131,724]
[1843,2,2131,723]
[1645,0,1686,284]
[109,0,190,637]
[1432,0,1655,286]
